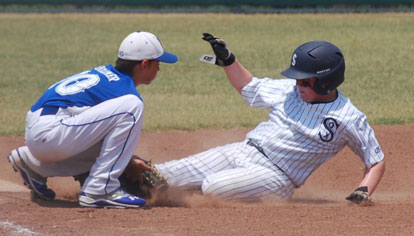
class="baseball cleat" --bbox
[8,148,56,200]
[78,188,146,208]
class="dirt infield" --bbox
[1,125,413,236]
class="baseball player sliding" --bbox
[7,31,177,208]
[130,33,385,205]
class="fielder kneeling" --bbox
[8,31,178,208]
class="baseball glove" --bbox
[73,172,89,187]
[73,155,168,200]
[120,155,168,199]
[345,186,373,206]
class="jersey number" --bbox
[55,73,100,96]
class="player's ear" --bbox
[130,61,143,80]
[132,60,146,74]
[140,59,151,68]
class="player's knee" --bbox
[201,177,226,197]
[201,178,214,196]
[115,95,142,117]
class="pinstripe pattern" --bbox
[156,77,384,201]
[156,142,295,200]
[242,78,384,187]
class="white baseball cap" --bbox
[118,31,178,63]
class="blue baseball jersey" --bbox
[31,64,141,111]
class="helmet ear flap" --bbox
[312,78,330,95]
[312,56,345,95]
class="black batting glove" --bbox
[202,33,235,66]
[345,186,373,206]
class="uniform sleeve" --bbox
[345,114,385,168]
[241,77,295,108]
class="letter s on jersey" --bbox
[318,118,339,142]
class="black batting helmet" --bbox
[281,41,345,95]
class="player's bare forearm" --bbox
[358,160,385,195]
[223,60,253,93]
[345,160,385,205]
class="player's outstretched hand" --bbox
[202,33,235,66]
[345,186,373,206]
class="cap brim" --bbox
[281,67,314,80]
[156,51,178,63]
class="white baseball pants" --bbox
[22,94,144,195]
[155,141,295,201]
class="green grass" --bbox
[0,13,413,135]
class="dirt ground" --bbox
[1,125,413,236]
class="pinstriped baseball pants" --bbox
[155,141,295,201]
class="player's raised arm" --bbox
[201,33,252,93]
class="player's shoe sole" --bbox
[8,148,56,201]
[79,188,146,208]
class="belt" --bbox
[247,139,266,155]
[40,106,59,116]
[246,139,297,187]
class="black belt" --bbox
[246,139,297,187]
[40,106,59,116]
[247,139,266,155]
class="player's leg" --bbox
[7,146,56,200]
[201,164,295,201]
[13,143,101,178]
[155,142,247,190]
[200,143,295,201]
[23,94,143,196]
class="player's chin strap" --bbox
[246,139,298,188]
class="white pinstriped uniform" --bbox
[155,78,384,201]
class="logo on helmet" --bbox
[317,68,331,74]
[291,54,297,66]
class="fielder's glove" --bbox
[345,186,373,206]
[202,33,235,66]
[73,155,168,200]
[120,155,168,199]
[73,172,89,187]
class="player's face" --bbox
[143,60,160,84]
[133,60,160,86]
[134,60,160,85]
[296,78,321,103]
